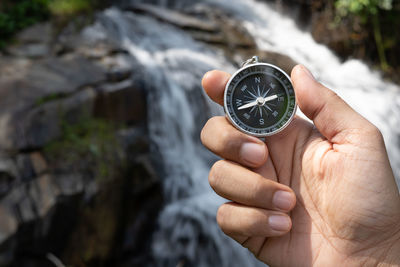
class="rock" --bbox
[0,56,105,117]
[127,4,217,32]
[7,43,50,59]
[0,172,14,200]
[6,23,53,59]
[0,203,18,245]
[29,152,48,176]
[56,21,124,57]
[106,66,132,82]
[0,54,106,151]
[16,23,52,44]
[117,126,149,156]
[10,88,97,150]
[0,9,160,267]
[94,80,147,124]
[0,174,59,242]
[15,154,36,183]
[0,155,18,198]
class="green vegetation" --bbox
[0,0,105,50]
[48,0,93,16]
[0,0,49,49]
[35,92,67,106]
[44,116,124,180]
[335,0,393,16]
[335,0,394,70]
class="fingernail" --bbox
[240,142,266,166]
[300,65,315,81]
[269,215,291,232]
[273,191,295,211]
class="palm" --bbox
[244,117,400,266]
[201,66,400,266]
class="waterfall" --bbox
[82,0,400,265]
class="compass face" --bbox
[224,63,296,137]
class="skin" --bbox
[200,65,400,267]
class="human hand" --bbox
[200,65,400,266]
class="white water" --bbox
[85,0,400,265]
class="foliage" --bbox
[35,92,67,106]
[48,0,94,16]
[0,0,103,50]
[335,0,393,18]
[0,0,50,49]
[44,116,124,180]
[335,0,394,70]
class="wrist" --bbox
[377,229,400,267]
[349,225,400,267]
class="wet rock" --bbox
[127,4,217,32]
[7,44,50,59]
[6,23,53,59]
[16,23,53,44]
[29,153,48,177]
[0,10,160,267]
[0,56,105,117]
[94,80,147,124]
[117,126,149,156]
[106,66,132,82]
[56,21,124,57]
[8,88,96,151]
[15,154,36,183]
[0,172,14,199]
[0,203,18,245]
[0,155,18,182]
[0,174,60,246]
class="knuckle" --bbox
[216,204,230,232]
[209,160,225,189]
[252,176,269,201]
[219,129,232,146]
[368,125,384,141]
[200,117,216,144]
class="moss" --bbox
[48,0,93,16]
[35,93,68,107]
[0,0,50,49]
[44,115,124,181]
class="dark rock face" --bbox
[0,20,163,267]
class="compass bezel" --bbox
[223,63,297,137]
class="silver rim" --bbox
[223,63,297,137]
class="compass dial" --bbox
[224,63,296,137]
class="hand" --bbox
[200,66,400,266]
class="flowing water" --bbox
[83,0,400,265]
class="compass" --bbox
[224,56,296,137]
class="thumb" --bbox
[291,65,370,142]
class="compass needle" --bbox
[224,57,296,137]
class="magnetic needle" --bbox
[224,56,297,137]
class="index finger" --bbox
[202,70,231,106]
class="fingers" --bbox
[202,70,231,106]
[209,160,296,211]
[217,202,292,237]
[291,65,371,142]
[201,116,268,168]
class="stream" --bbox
[84,0,400,265]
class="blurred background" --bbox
[0,0,399,266]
